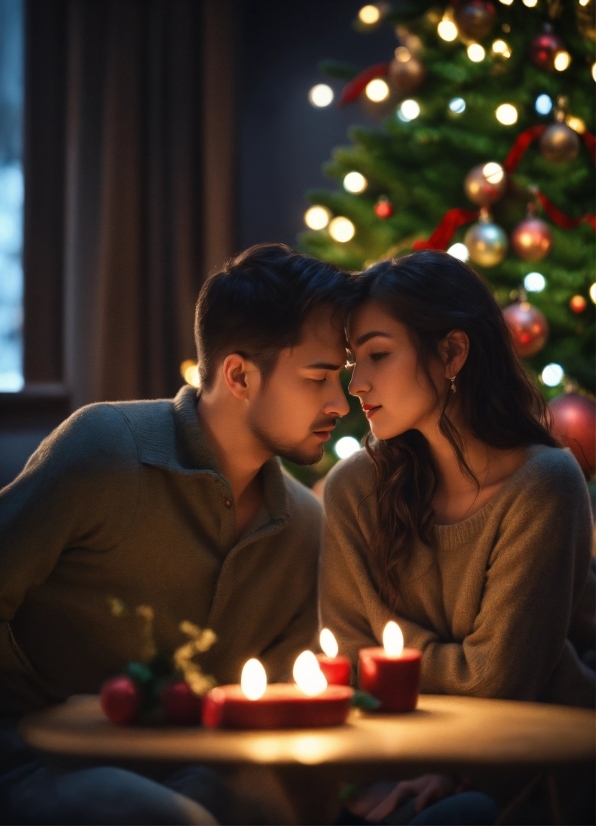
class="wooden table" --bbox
[20,694,595,824]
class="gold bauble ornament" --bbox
[388,53,426,95]
[464,216,508,267]
[539,123,580,163]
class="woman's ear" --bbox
[438,330,469,378]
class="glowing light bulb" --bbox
[293,651,328,696]
[589,283,596,304]
[397,99,421,122]
[180,360,200,388]
[447,242,469,261]
[358,4,381,24]
[522,0,538,6]
[491,39,511,58]
[566,115,586,134]
[320,628,339,659]
[541,363,564,387]
[592,63,596,82]
[365,78,390,102]
[308,84,334,108]
[328,216,355,243]
[438,19,458,41]
[482,162,504,184]
[467,43,486,62]
[343,171,367,193]
[496,103,518,125]
[334,436,361,459]
[499,0,513,6]
[382,621,404,657]
[524,272,546,292]
[241,658,267,700]
[449,97,466,114]
[304,205,331,230]
[535,94,552,115]
[580,0,590,6]
[554,51,571,71]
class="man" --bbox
[0,243,352,824]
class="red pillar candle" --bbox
[316,628,351,686]
[358,622,421,712]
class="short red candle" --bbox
[359,647,421,712]
[316,655,351,687]
[202,683,353,729]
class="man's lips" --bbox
[312,427,335,441]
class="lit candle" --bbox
[358,621,421,712]
[316,628,352,686]
[202,654,353,729]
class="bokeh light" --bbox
[496,103,518,125]
[397,99,420,121]
[535,94,552,115]
[438,19,458,41]
[467,44,486,62]
[343,172,367,193]
[328,216,355,242]
[365,78,390,102]
[447,243,469,261]
[524,272,546,292]
[358,4,381,24]
[541,363,564,387]
[554,51,571,72]
[308,84,334,107]
[449,97,466,114]
[334,436,361,459]
[304,205,331,230]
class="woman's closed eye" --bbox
[369,351,389,362]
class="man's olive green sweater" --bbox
[0,386,322,715]
[321,445,595,708]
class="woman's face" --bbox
[348,300,446,441]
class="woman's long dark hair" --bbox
[355,250,558,608]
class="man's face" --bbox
[247,306,350,465]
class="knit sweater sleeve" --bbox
[322,448,595,707]
[0,404,141,623]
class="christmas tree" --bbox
[288,0,595,485]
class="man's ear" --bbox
[437,330,469,378]
[221,354,260,401]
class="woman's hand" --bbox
[347,774,457,822]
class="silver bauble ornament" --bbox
[464,218,508,267]
[511,217,552,262]
[464,163,507,207]
[539,123,580,163]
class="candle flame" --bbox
[240,658,267,700]
[319,628,338,659]
[383,621,404,657]
[293,651,328,696]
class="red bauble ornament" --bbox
[100,675,142,725]
[569,295,587,314]
[549,393,596,478]
[511,217,552,262]
[454,1,496,40]
[529,32,565,72]
[503,301,549,358]
[464,163,507,207]
[374,197,394,219]
[160,680,203,725]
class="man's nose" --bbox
[324,378,350,418]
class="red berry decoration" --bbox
[569,295,587,314]
[100,675,142,725]
[549,393,596,478]
[511,217,552,262]
[160,680,203,725]
[454,1,496,40]
[529,31,565,72]
[374,197,394,219]
[503,301,549,359]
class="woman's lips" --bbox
[362,404,381,419]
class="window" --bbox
[0,0,24,391]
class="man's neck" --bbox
[195,395,270,506]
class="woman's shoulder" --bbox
[517,444,588,494]
[323,448,376,510]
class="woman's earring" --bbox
[448,375,457,393]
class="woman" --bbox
[321,250,595,823]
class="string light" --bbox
[589,283,596,304]
[358,4,381,24]
[524,272,546,292]
[365,78,390,102]
[535,94,552,115]
[397,99,420,121]
[343,172,367,193]
[541,364,564,387]
[304,206,331,230]
[566,115,586,133]
[498,0,513,4]
[592,63,596,82]
[449,97,466,114]
[438,19,458,41]
[467,44,486,62]
[579,0,590,5]
[328,216,355,242]
[491,39,511,58]
[496,103,518,125]
[309,84,334,107]
[394,47,411,62]
[522,0,538,6]
[554,51,571,71]
[447,243,469,261]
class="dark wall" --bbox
[239,0,397,250]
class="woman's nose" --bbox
[348,364,369,397]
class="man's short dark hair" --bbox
[194,243,353,391]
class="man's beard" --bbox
[250,416,338,466]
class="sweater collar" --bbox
[172,385,289,524]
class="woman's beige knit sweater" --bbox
[320,444,595,708]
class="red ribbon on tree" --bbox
[534,191,596,231]
[412,208,479,251]
[339,62,390,106]
[582,132,595,163]
[503,125,547,173]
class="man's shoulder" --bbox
[281,468,323,526]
